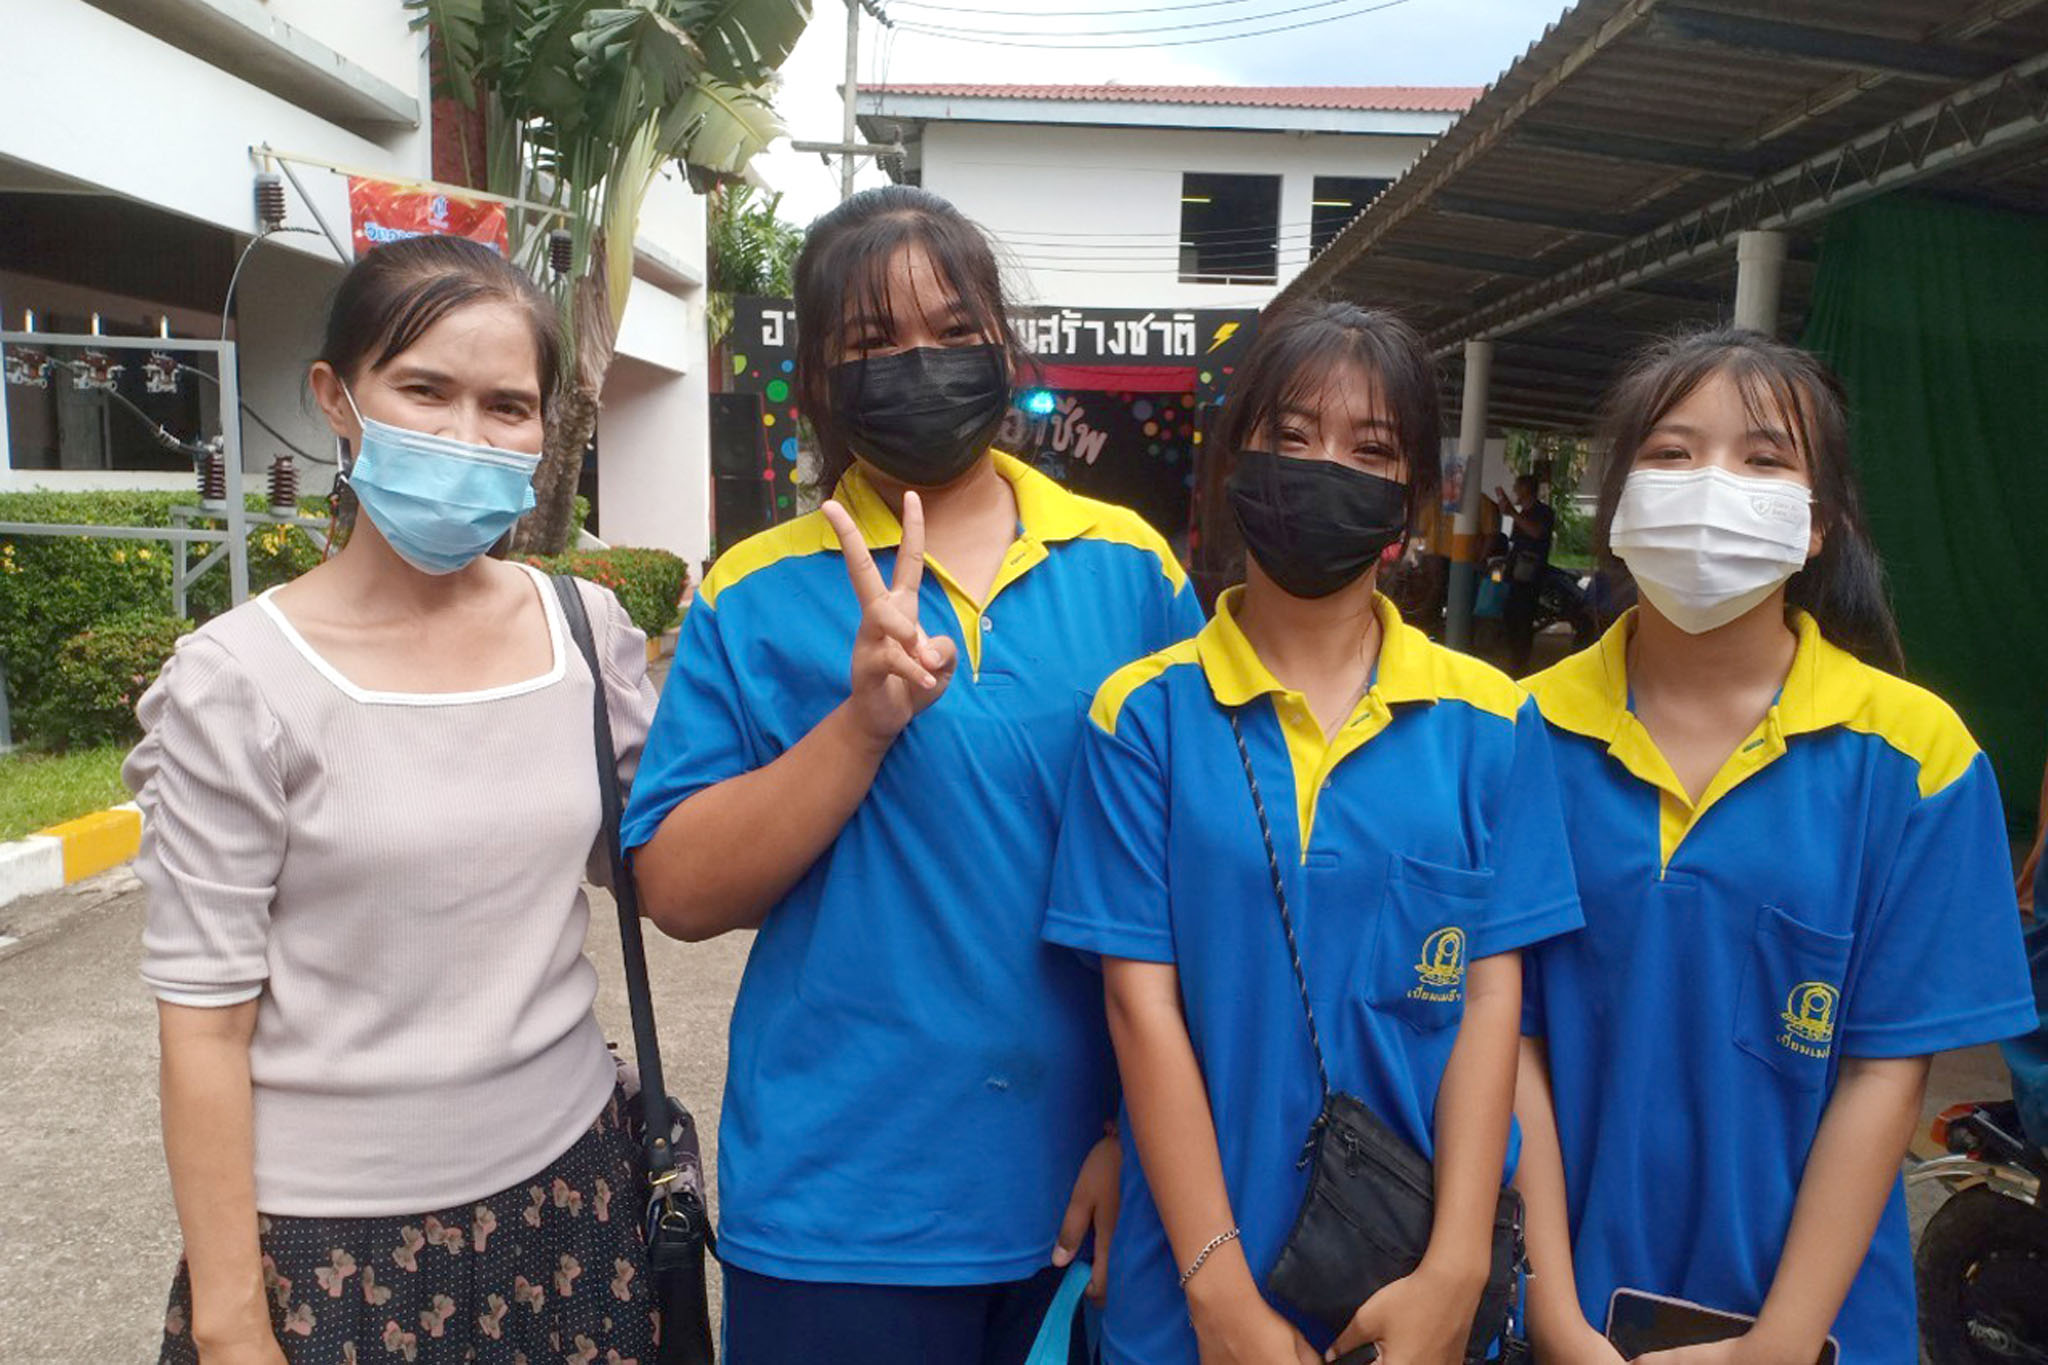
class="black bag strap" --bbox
[1227,708,1332,1105]
[551,574,676,1185]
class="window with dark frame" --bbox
[1310,176,1392,255]
[1179,172,1282,285]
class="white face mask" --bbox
[1610,466,1813,634]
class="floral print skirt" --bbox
[159,1089,658,1365]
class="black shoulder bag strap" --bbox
[552,573,675,1179]
[1227,706,1526,1364]
[1227,709,1333,1107]
[551,575,717,1365]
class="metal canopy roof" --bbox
[1276,0,2048,432]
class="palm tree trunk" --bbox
[514,240,618,555]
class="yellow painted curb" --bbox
[38,807,143,884]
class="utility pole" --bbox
[842,0,860,201]
[790,1,905,193]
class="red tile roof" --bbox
[865,84,1480,113]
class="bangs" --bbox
[789,185,1024,486]
[1629,347,1822,473]
[1216,303,1440,494]
[804,215,1010,359]
[1272,353,1401,458]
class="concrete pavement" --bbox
[0,867,2015,1362]
[0,870,748,1364]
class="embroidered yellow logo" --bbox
[1409,927,1467,1003]
[1778,981,1840,1058]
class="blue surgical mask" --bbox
[341,386,540,575]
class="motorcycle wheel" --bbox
[1918,1184,2048,1365]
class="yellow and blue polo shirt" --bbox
[1523,611,2035,1364]
[1045,589,1583,1364]
[620,452,1201,1285]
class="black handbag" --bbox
[1226,711,1526,1364]
[554,575,718,1365]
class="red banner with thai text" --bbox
[347,177,509,258]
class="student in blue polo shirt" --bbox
[1512,328,2037,1365]
[1046,301,1583,1365]
[621,186,1201,1364]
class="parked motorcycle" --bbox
[1481,552,1597,652]
[1911,1099,2048,1364]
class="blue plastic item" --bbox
[1023,1260,1094,1365]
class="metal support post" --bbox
[1734,229,1788,333]
[218,341,249,607]
[841,0,860,202]
[1445,339,1493,651]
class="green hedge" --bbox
[23,613,193,750]
[0,490,684,747]
[0,491,323,743]
[522,547,691,638]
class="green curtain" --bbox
[1801,194,2048,836]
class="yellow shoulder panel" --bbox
[1427,639,1526,722]
[1523,640,1621,741]
[699,514,831,609]
[1088,640,1200,735]
[1075,499,1189,591]
[1833,655,1981,799]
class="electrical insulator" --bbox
[267,456,300,515]
[255,173,287,231]
[197,452,228,509]
[549,228,574,277]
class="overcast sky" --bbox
[750,0,1571,225]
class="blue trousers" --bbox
[2002,895,2048,1151]
[723,1262,1090,1365]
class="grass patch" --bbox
[0,743,130,842]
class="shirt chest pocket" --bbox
[1367,854,1495,1033]
[1733,904,1855,1090]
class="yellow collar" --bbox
[823,451,1104,550]
[1195,586,1440,710]
[1531,607,1885,871]
[1533,607,1867,746]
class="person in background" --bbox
[135,234,659,1365]
[1047,301,1582,1365]
[1493,473,1554,676]
[1514,327,2036,1365]
[2000,749,2048,1151]
[622,185,1203,1365]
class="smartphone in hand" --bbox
[1606,1290,1838,1365]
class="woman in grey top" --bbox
[130,235,659,1365]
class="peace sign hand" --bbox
[823,491,959,750]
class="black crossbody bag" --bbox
[553,576,718,1365]
[1227,710,1527,1364]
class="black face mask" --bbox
[828,344,1011,487]
[1227,449,1408,599]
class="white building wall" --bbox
[255,0,427,96]
[1,0,426,496]
[917,121,1432,311]
[600,168,711,563]
[3,2,428,267]
[5,1,710,561]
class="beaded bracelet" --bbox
[1179,1227,1242,1287]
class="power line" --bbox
[895,0,1415,48]
[895,0,1281,15]
[893,0,1370,39]
[945,214,1376,242]
[1000,256,1315,275]
[993,225,1344,250]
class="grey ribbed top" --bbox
[127,566,656,1216]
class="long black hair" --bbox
[316,234,561,416]
[1593,327,1903,670]
[1199,300,1442,582]
[791,186,1026,489]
